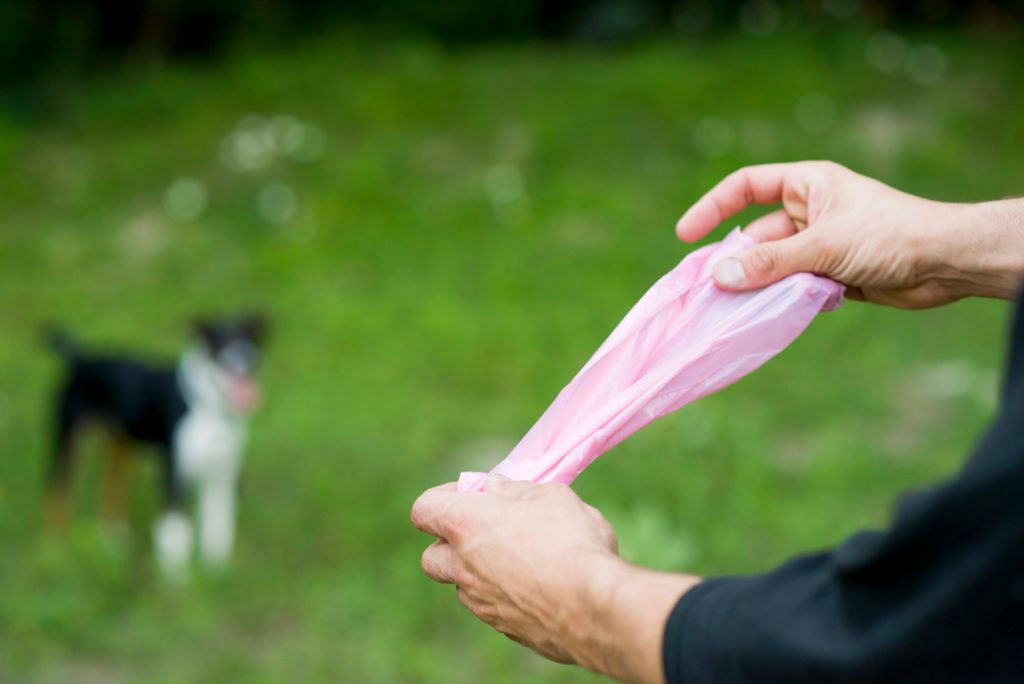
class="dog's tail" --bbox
[41,325,80,363]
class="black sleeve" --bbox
[664,297,1024,683]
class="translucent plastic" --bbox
[458,229,844,491]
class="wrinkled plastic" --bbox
[458,228,843,492]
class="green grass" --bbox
[1,25,1021,682]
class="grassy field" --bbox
[0,25,1021,682]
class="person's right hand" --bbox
[675,161,1024,308]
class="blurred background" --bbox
[1,1,1022,681]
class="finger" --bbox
[742,208,798,243]
[482,473,535,497]
[713,231,820,291]
[503,632,528,647]
[410,483,463,538]
[676,163,802,242]
[455,587,504,629]
[421,540,457,584]
[860,282,948,310]
[456,586,480,615]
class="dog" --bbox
[45,314,268,578]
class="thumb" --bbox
[712,233,818,291]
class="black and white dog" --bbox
[46,314,268,578]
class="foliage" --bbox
[0,26,1020,682]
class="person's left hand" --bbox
[411,475,698,683]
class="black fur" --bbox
[45,314,268,513]
[49,336,188,507]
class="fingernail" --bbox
[714,258,746,287]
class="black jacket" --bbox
[664,296,1024,683]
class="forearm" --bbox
[927,198,1024,301]
[570,556,700,684]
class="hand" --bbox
[676,161,1024,308]
[411,476,698,683]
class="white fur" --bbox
[158,347,248,577]
[154,510,193,582]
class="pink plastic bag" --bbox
[458,228,843,491]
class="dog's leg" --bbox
[197,469,237,570]
[44,451,74,530]
[45,400,80,530]
[100,436,132,524]
[153,508,193,582]
[153,449,192,581]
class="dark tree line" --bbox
[1,0,1020,85]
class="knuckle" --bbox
[738,171,755,205]
[586,505,610,526]
[813,160,843,175]
[449,563,471,588]
[747,244,781,277]
[480,602,503,624]
[606,532,620,554]
[539,482,573,501]
[722,168,741,186]
[439,512,465,543]
[600,520,618,545]
[456,588,484,617]
[727,167,755,202]
[421,545,443,578]
[730,165,753,182]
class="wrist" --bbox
[571,554,700,684]
[926,199,1024,301]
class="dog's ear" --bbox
[190,317,220,350]
[240,312,270,345]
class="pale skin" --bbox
[412,161,1024,683]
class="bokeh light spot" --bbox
[258,183,299,225]
[220,114,325,171]
[906,44,947,85]
[163,177,208,221]
[866,31,908,74]
[485,163,525,204]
